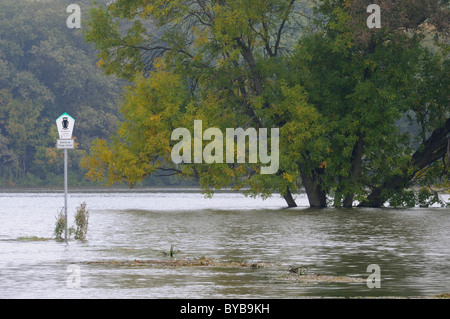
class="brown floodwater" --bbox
[0,190,448,298]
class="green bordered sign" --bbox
[56,112,75,140]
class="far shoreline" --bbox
[0,186,271,194]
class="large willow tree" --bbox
[82,0,319,205]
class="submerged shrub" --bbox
[53,202,89,241]
[388,188,447,208]
[54,208,66,241]
[74,202,89,240]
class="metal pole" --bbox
[64,148,68,242]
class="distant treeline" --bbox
[0,0,192,187]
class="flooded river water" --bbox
[0,190,449,298]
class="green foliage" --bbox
[82,0,320,198]
[73,202,89,240]
[54,208,66,241]
[81,0,448,207]
[388,188,446,208]
[54,202,90,241]
[287,1,449,207]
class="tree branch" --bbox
[274,0,295,57]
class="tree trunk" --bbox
[235,38,264,96]
[359,117,450,207]
[447,135,450,163]
[300,167,327,208]
[283,186,297,208]
[359,187,384,208]
[343,135,364,207]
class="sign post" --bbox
[56,113,75,242]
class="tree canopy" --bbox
[81,0,449,207]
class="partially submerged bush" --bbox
[54,208,66,241]
[54,202,89,241]
[74,202,89,240]
[388,188,448,208]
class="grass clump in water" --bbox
[161,244,180,257]
[17,236,51,241]
[281,264,366,284]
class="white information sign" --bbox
[56,113,75,139]
[57,139,74,149]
